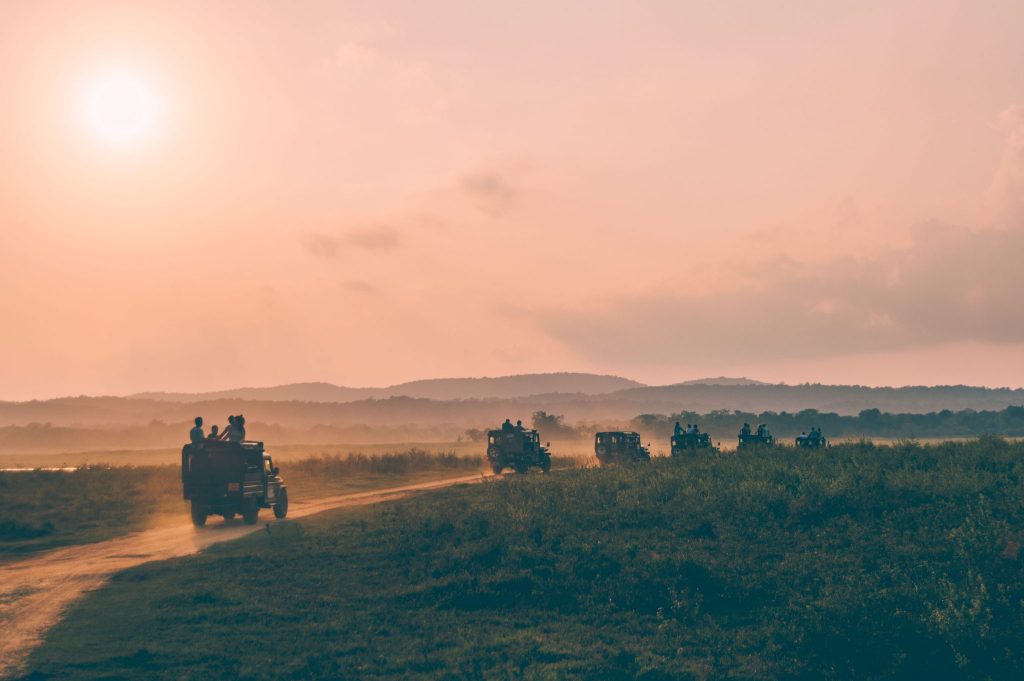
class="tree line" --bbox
[483,406,1024,442]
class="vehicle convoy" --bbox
[796,427,828,448]
[595,431,650,465]
[738,423,775,449]
[487,424,552,474]
[182,439,288,527]
[670,425,716,455]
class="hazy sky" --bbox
[2,0,1023,399]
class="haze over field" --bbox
[2,1,1023,400]
[2,373,1024,456]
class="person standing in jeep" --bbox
[189,417,205,449]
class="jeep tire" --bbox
[242,499,259,525]
[273,488,289,519]
[190,501,207,527]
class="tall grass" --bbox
[288,448,482,476]
[26,438,1024,680]
[0,467,181,556]
[0,449,485,558]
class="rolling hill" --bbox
[128,372,645,403]
[2,380,1023,430]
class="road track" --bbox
[0,472,489,678]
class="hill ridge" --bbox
[128,372,646,403]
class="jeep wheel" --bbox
[273,488,289,519]
[540,455,551,473]
[242,500,259,525]
[190,501,207,527]
[491,463,503,475]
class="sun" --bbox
[78,70,163,147]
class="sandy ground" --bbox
[0,472,490,678]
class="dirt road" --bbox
[0,472,489,678]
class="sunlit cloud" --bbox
[461,171,518,218]
[299,225,401,258]
[536,220,1024,366]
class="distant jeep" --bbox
[738,428,776,449]
[670,429,715,456]
[487,427,552,474]
[182,439,288,527]
[795,431,828,448]
[595,431,650,465]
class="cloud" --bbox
[990,104,1024,225]
[332,27,451,127]
[461,171,517,218]
[532,104,1024,370]
[299,225,400,258]
[341,279,379,295]
[299,232,340,258]
[536,221,1024,366]
[833,195,862,232]
[346,224,400,251]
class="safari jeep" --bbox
[594,431,650,466]
[670,429,716,456]
[486,427,552,474]
[795,431,828,448]
[738,428,776,450]
[181,439,288,527]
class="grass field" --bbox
[0,441,490,469]
[22,437,1024,680]
[0,449,484,558]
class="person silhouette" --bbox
[190,417,205,448]
[231,414,246,442]
[218,415,234,440]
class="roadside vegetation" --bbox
[628,406,1024,441]
[460,406,1024,446]
[25,438,1024,679]
[0,449,482,559]
[6,404,1024,457]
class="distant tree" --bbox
[463,428,486,443]
[632,414,664,429]
[531,411,576,438]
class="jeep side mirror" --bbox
[546,442,550,447]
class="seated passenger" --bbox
[207,425,220,440]
[502,418,514,432]
[740,422,751,437]
[674,421,683,436]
